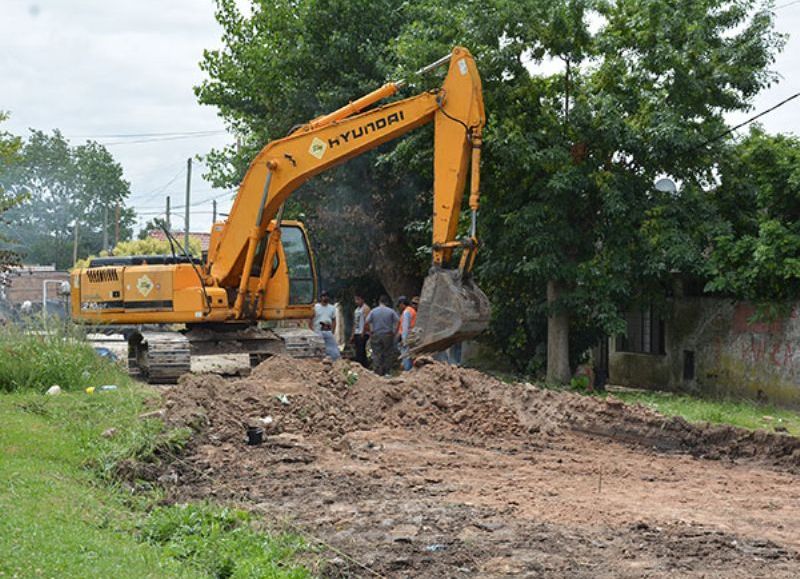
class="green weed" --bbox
[0,324,318,577]
[140,503,313,578]
[0,389,190,578]
[609,389,800,435]
[0,319,126,393]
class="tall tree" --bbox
[197,0,782,379]
[2,130,134,269]
[394,0,782,379]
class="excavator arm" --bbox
[207,46,490,352]
[209,46,484,285]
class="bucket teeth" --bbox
[409,269,491,355]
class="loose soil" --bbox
[151,356,800,577]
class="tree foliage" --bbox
[197,0,783,375]
[74,236,202,269]
[0,112,26,271]
[393,0,782,372]
[705,127,800,303]
[1,130,135,269]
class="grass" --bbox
[141,504,312,579]
[0,319,123,393]
[0,322,316,578]
[609,388,800,436]
[0,387,189,578]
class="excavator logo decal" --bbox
[136,275,154,297]
[327,110,405,150]
[309,137,327,159]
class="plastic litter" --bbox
[85,385,119,394]
[247,426,264,445]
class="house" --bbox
[147,230,212,252]
[608,279,800,407]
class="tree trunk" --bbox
[372,232,425,301]
[546,279,571,384]
[374,258,423,302]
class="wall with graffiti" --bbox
[610,298,800,407]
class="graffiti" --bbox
[739,335,798,376]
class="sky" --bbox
[2,0,800,236]
[0,0,234,234]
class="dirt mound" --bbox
[164,356,800,471]
[153,357,800,577]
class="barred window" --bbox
[616,306,665,355]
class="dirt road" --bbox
[147,357,800,577]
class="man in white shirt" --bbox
[309,290,340,360]
[350,293,371,367]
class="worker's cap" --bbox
[411,296,420,306]
[397,295,408,305]
[320,290,329,298]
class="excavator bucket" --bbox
[409,269,491,355]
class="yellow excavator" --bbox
[71,46,491,382]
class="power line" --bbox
[692,90,800,152]
[189,188,237,207]
[128,165,186,204]
[100,132,229,146]
[776,0,800,10]
[130,188,235,212]
[69,129,226,139]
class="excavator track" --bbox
[128,332,191,384]
[126,326,325,384]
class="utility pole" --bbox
[184,157,192,250]
[212,199,217,223]
[166,196,171,231]
[102,205,109,253]
[114,203,120,246]
[72,220,80,266]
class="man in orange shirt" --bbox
[398,296,418,371]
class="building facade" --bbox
[610,297,800,407]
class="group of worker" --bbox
[310,291,419,375]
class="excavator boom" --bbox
[71,46,490,375]
[206,46,490,352]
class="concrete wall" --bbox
[610,298,800,407]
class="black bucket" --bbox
[246,426,264,446]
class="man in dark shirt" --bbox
[365,294,399,375]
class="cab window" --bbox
[280,225,315,305]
